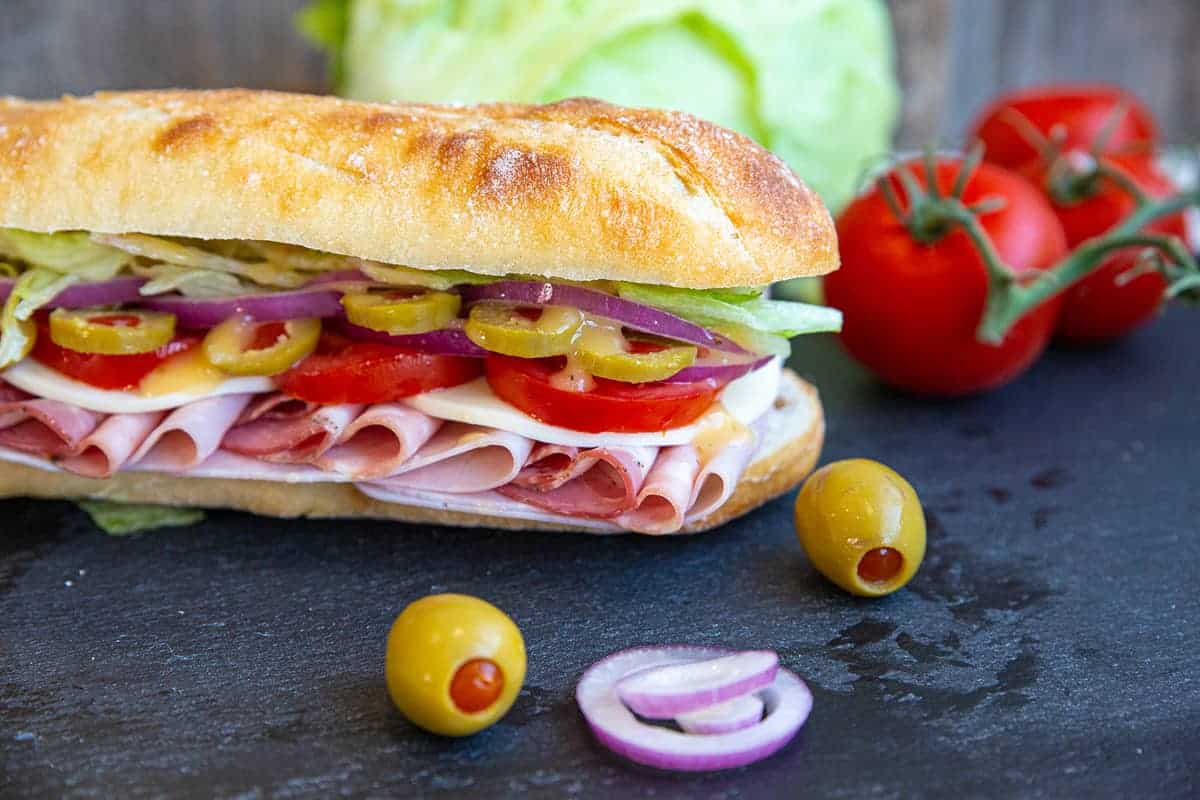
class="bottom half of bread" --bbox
[0,369,823,534]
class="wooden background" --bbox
[1,0,1197,146]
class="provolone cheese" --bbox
[1,360,274,414]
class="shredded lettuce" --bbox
[616,282,841,338]
[92,234,316,289]
[0,268,75,368]
[78,501,205,536]
[243,241,356,272]
[0,229,132,279]
[0,262,17,278]
[359,261,500,291]
[133,264,256,298]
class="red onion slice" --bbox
[617,650,778,718]
[676,693,765,735]
[459,281,746,354]
[663,353,773,384]
[0,276,148,309]
[139,287,345,327]
[577,646,812,772]
[334,319,488,357]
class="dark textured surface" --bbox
[2,308,1198,799]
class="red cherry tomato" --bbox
[825,158,1068,396]
[969,83,1158,171]
[278,332,482,404]
[485,355,725,433]
[31,314,200,391]
[1024,153,1186,343]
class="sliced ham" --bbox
[496,445,658,518]
[615,445,701,533]
[316,403,442,479]
[131,394,253,471]
[683,432,759,525]
[370,423,535,494]
[510,444,583,491]
[0,398,103,459]
[0,379,32,404]
[617,428,759,534]
[222,403,363,463]
[238,392,317,424]
[60,412,164,478]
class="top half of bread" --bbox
[0,89,837,289]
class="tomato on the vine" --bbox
[1024,153,1187,343]
[969,83,1158,171]
[825,157,1068,396]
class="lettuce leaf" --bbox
[0,268,75,369]
[78,501,205,536]
[0,229,132,279]
[133,264,256,298]
[616,282,841,338]
[359,261,500,291]
[297,0,352,85]
[92,234,312,289]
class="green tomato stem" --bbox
[880,153,1199,345]
[974,188,1200,343]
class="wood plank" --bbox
[887,0,954,146]
[0,0,326,99]
[944,0,1200,143]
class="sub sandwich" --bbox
[0,90,838,534]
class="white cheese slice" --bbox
[404,357,782,448]
[1,360,274,414]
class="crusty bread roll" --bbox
[0,370,822,534]
[0,90,837,288]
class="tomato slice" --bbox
[31,313,200,391]
[277,332,483,404]
[484,355,725,433]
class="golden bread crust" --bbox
[0,370,822,535]
[0,90,837,287]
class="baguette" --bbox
[0,90,837,288]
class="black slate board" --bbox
[2,308,1197,799]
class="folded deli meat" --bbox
[0,90,839,534]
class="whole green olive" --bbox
[794,458,926,597]
[385,593,526,736]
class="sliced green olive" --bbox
[572,323,696,383]
[203,316,321,376]
[342,290,461,335]
[49,308,176,355]
[794,459,926,597]
[464,303,582,358]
